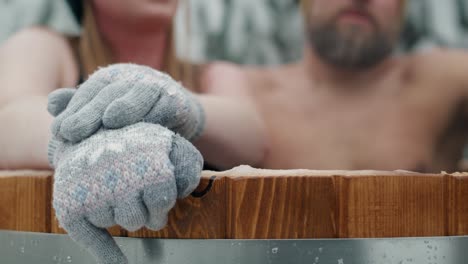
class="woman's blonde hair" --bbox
[300,0,310,18]
[78,1,195,89]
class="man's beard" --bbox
[308,20,396,70]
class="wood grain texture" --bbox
[447,173,468,235]
[1,169,468,239]
[0,171,52,233]
[227,176,337,238]
[335,174,446,238]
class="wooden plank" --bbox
[127,176,227,238]
[1,168,468,239]
[447,172,468,235]
[0,171,52,233]
[335,173,446,238]
[227,175,337,238]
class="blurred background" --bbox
[5,0,468,64]
[1,0,467,168]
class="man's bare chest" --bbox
[253,88,457,171]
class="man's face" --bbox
[306,0,403,69]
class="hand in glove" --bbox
[49,63,205,143]
[49,123,203,264]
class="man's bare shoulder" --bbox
[404,49,468,89]
[200,61,300,96]
[402,49,468,117]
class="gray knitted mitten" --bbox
[50,63,205,143]
[49,123,203,264]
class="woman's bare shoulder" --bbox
[0,27,79,90]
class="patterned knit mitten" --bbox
[49,123,203,264]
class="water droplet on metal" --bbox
[66,256,72,262]
[337,258,344,264]
[271,247,278,254]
